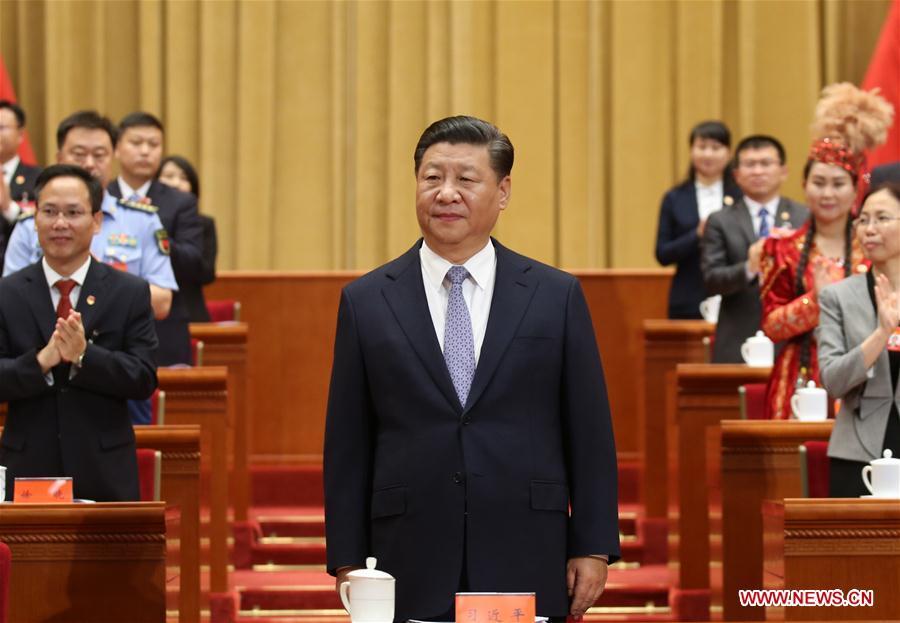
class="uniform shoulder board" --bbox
[16,210,35,222]
[117,198,159,213]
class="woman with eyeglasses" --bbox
[758,139,867,420]
[817,183,900,496]
[655,120,741,319]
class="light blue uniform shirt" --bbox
[3,191,178,291]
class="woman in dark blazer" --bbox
[157,156,217,322]
[655,121,742,319]
[818,183,900,497]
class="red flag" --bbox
[862,0,900,166]
[0,53,38,166]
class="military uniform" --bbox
[3,192,178,293]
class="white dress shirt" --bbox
[743,195,780,238]
[117,177,152,200]
[695,179,724,221]
[420,239,496,365]
[43,256,91,312]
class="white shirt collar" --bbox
[694,179,723,193]
[118,176,152,200]
[2,155,20,184]
[42,255,92,287]
[420,239,495,293]
[744,195,780,215]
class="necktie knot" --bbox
[447,266,468,286]
[758,207,768,218]
[128,193,142,202]
[55,279,76,297]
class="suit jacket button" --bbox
[453,472,465,485]
[462,415,471,425]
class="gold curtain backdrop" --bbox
[0,0,891,270]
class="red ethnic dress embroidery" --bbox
[759,222,867,419]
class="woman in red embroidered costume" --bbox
[759,140,867,419]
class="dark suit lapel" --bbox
[463,241,537,415]
[381,243,462,412]
[106,180,123,199]
[22,263,57,343]
[75,259,109,339]
[734,200,757,246]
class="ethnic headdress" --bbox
[808,138,864,178]
[810,82,893,155]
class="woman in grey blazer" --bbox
[818,183,900,496]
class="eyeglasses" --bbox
[737,158,779,169]
[853,215,900,229]
[37,207,90,221]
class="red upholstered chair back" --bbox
[0,541,9,623]
[206,299,241,322]
[799,441,830,498]
[149,389,166,426]
[136,449,162,502]
[738,383,767,420]
[191,339,204,366]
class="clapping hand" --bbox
[54,311,87,363]
[874,273,900,334]
[812,257,844,295]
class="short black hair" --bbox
[414,115,514,180]
[734,135,786,166]
[158,155,200,198]
[119,111,164,134]
[0,100,25,127]
[35,164,104,214]
[863,180,900,207]
[56,110,118,149]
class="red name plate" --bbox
[455,592,535,623]
[14,477,74,503]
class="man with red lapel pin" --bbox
[0,164,157,501]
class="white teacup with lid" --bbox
[741,331,774,367]
[340,557,395,623]
[861,449,900,498]
[791,381,828,421]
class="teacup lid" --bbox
[747,330,771,344]
[347,557,394,580]
[872,449,900,465]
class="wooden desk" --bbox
[0,502,166,622]
[669,364,771,617]
[158,367,229,595]
[135,424,202,623]
[716,421,832,621]
[190,322,250,522]
[642,320,713,522]
[763,498,900,621]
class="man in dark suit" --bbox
[0,164,158,501]
[701,135,807,363]
[0,100,42,271]
[870,161,900,187]
[324,116,620,622]
[107,112,204,366]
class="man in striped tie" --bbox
[324,116,620,622]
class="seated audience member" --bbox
[759,140,867,419]
[157,155,217,322]
[0,100,42,271]
[0,165,157,501]
[818,183,900,497]
[108,112,203,365]
[655,120,741,319]
[700,135,807,363]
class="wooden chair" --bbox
[737,383,767,420]
[206,299,241,322]
[136,449,162,502]
[798,440,830,498]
